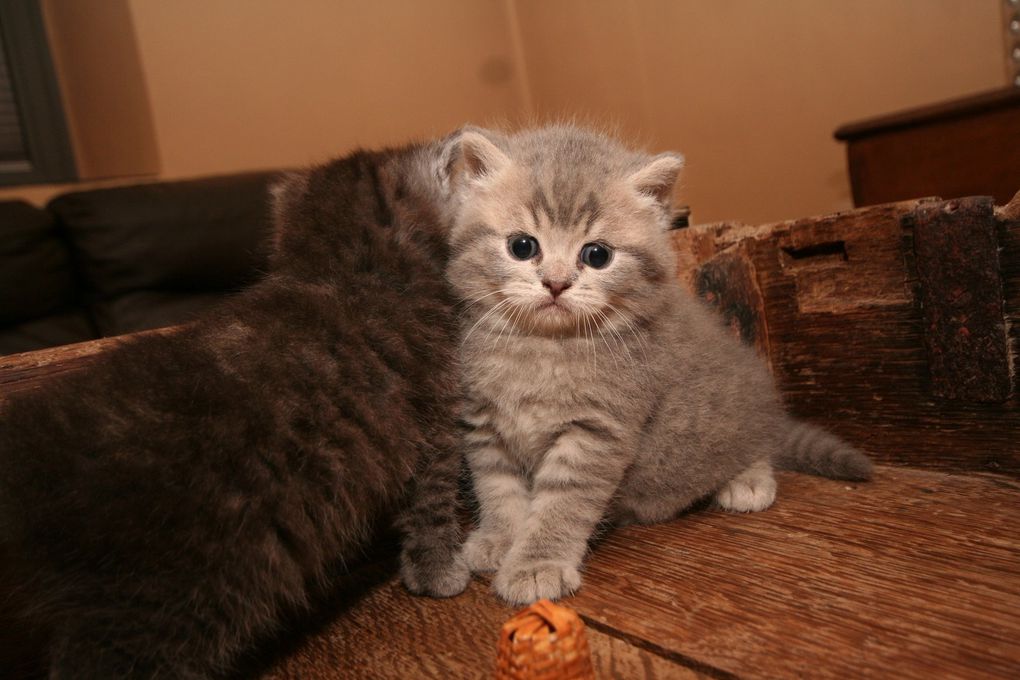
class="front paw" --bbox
[492,560,582,605]
[400,547,470,598]
[462,530,511,573]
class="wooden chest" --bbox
[671,191,1020,477]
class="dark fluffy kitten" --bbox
[0,137,469,678]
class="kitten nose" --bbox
[542,279,572,298]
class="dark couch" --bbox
[0,171,278,355]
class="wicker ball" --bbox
[495,599,595,680]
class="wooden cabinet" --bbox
[835,87,1020,207]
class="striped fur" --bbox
[778,421,873,480]
[445,125,872,605]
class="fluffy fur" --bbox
[0,138,471,678]
[445,125,872,605]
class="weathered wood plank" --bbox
[570,467,1020,679]
[911,197,1010,402]
[0,328,178,401]
[693,247,769,358]
[258,575,707,679]
[672,198,1020,475]
[998,195,1020,412]
[250,467,1019,679]
[0,336,113,398]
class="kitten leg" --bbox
[714,459,776,512]
[398,437,470,598]
[462,440,530,573]
[494,428,627,605]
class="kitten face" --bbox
[446,127,683,337]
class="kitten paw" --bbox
[462,530,511,573]
[492,561,582,605]
[400,548,470,598]
[715,464,777,513]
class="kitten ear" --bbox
[627,152,685,208]
[448,128,511,185]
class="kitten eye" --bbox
[580,242,613,268]
[508,235,540,260]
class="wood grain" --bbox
[0,328,178,401]
[258,574,706,679]
[571,466,1020,679]
[672,198,1020,476]
[0,336,113,398]
[247,467,1019,679]
[911,197,1010,401]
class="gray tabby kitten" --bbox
[445,125,872,605]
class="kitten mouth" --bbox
[537,300,570,313]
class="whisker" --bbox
[493,301,521,351]
[483,302,516,348]
[457,288,513,318]
[461,298,513,348]
[583,314,597,376]
[504,304,530,350]
[606,302,650,363]
[593,308,631,363]
[590,308,621,370]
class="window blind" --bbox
[0,1,75,186]
[0,31,29,166]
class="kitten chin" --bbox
[518,302,582,336]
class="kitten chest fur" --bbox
[462,327,649,475]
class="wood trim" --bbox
[0,328,177,401]
[834,87,1020,141]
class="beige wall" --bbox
[2,1,1007,225]
[127,0,526,177]
[42,0,159,182]
[514,0,1007,224]
[1,0,528,205]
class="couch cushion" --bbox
[90,289,236,338]
[0,201,85,327]
[0,311,98,356]
[47,171,278,335]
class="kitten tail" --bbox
[774,421,874,481]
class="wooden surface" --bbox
[256,571,707,680]
[251,467,1019,679]
[834,87,1020,207]
[672,196,1020,476]
[911,197,1010,401]
[0,328,175,401]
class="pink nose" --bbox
[542,279,571,298]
